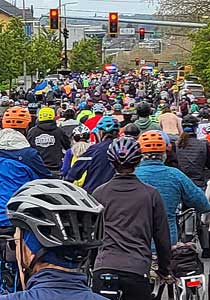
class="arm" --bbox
[61,149,73,177]
[59,129,70,150]
[153,190,171,276]
[178,170,210,213]
[30,149,52,179]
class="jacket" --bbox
[66,139,115,193]
[176,136,210,188]
[93,174,171,277]
[27,121,70,171]
[60,119,80,139]
[135,117,161,133]
[1,269,107,300]
[135,160,210,245]
[0,129,51,179]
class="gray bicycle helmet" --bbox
[7,179,104,249]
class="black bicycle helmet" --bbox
[124,123,140,138]
[107,137,141,168]
[136,101,151,117]
[7,179,104,250]
[182,114,199,128]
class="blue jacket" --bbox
[0,157,39,226]
[135,160,210,245]
[0,148,52,179]
[2,269,107,300]
[66,139,115,193]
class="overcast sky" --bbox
[16,0,157,17]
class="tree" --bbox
[156,0,210,20]
[26,27,62,78]
[70,38,102,72]
[189,23,210,88]
[0,18,27,87]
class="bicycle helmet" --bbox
[7,179,104,249]
[136,101,151,117]
[93,103,104,114]
[95,116,120,133]
[113,103,122,111]
[38,107,55,122]
[124,123,140,138]
[139,130,166,153]
[72,124,90,142]
[2,106,31,129]
[107,137,141,167]
[78,102,87,110]
[182,114,199,129]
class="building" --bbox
[0,0,33,26]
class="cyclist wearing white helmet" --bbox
[1,179,107,300]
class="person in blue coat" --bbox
[0,107,51,227]
[66,116,120,193]
[135,130,210,246]
[3,179,107,300]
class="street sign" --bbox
[140,59,145,65]
[169,61,177,66]
[120,28,135,35]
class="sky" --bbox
[15,0,157,17]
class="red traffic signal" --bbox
[139,28,145,40]
[50,9,59,30]
[108,12,119,36]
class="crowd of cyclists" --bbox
[0,69,210,299]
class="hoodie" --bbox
[27,121,70,171]
[0,129,42,226]
[0,129,51,179]
[2,269,107,300]
[135,117,161,133]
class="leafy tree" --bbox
[26,28,61,78]
[156,0,210,20]
[190,23,210,88]
[0,18,27,87]
[70,38,102,72]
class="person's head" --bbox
[178,114,199,149]
[63,108,75,120]
[38,107,55,123]
[122,108,134,121]
[113,103,122,114]
[92,103,105,115]
[138,130,167,161]
[124,123,140,139]
[136,101,151,118]
[107,137,141,174]
[93,116,120,143]
[2,106,31,135]
[78,101,88,111]
[7,179,104,289]
[72,124,90,143]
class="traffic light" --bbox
[49,9,59,30]
[63,28,69,39]
[139,28,145,40]
[135,58,140,66]
[108,12,119,37]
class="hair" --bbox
[113,163,136,174]
[177,132,191,149]
[64,109,75,120]
[141,152,166,161]
[71,141,91,157]
[162,108,171,114]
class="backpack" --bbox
[180,102,188,114]
[171,243,203,277]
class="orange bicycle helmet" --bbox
[2,106,31,129]
[138,130,166,153]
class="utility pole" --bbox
[22,0,27,90]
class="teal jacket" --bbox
[135,160,210,245]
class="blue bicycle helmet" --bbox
[78,101,87,110]
[95,116,120,133]
[113,103,122,111]
[107,137,141,167]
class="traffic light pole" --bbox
[64,17,68,69]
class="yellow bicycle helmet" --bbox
[38,107,55,122]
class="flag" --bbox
[34,81,50,95]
